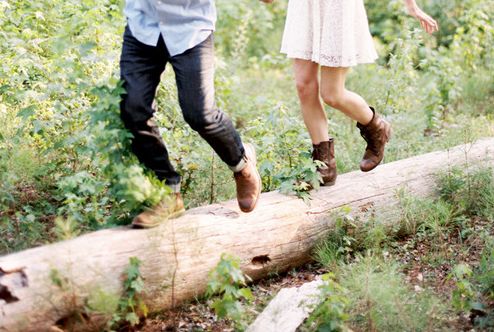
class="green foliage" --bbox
[1,0,494,258]
[54,216,81,241]
[475,236,494,328]
[215,0,287,60]
[478,236,494,300]
[438,167,494,221]
[449,263,476,312]
[304,273,350,332]
[50,268,68,290]
[206,254,253,329]
[110,257,148,329]
[447,236,494,328]
[314,206,357,267]
[312,167,494,330]
[277,153,322,203]
[341,255,446,331]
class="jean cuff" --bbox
[168,183,181,193]
[229,155,247,173]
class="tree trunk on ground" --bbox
[1,138,493,331]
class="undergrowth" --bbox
[308,166,494,331]
[1,0,494,255]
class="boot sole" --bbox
[132,208,186,229]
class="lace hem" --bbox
[280,49,378,68]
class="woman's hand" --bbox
[404,0,439,34]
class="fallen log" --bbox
[0,138,493,331]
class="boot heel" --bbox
[322,180,336,187]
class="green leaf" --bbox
[125,312,140,326]
[238,287,254,301]
[17,105,36,119]
[130,278,144,292]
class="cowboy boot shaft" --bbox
[312,139,337,186]
[357,108,391,172]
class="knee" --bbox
[295,78,319,102]
[120,90,154,128]
[183,113,206,131]
[121,92,145,118]
[321,91,344,109]
[183,107,222,132]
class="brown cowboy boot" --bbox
[234,143,261,213]
[312,139,337,186]
[132,193,185,228]
[357,107,392,172]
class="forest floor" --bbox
[136,169,494,332]
[139,235,492,331]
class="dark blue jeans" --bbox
[120,26,244,188]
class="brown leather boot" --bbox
[312,139,337,186]
[234,143,261,213]
[357,107,392,172]
[132,193,185,228]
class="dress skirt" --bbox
[281,0,378,67]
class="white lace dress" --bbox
[281,0,378,67]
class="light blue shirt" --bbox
[124,0,216,57]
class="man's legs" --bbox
[169,35,245,170]
[120,26,181,192]
[169,34,261,212]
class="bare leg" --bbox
[319,66,373,125]
[293,59,329,144]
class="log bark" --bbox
[0,138,493,331]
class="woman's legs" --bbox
[319,66,373,125]
[293,59,337,185]
[293,59,329,144]
[319,66,391,172]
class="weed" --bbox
[110,257,148,329]
[438,167,494,221]
[341,255,447,331]
[314,206,356,266]
[302,273,350,332]
[477,236,494,300]
[206,254,253,330]
[54,216,80,241]
[449,263,476,312]
[277,153,322,203]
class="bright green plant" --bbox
[477,236,494,300]
[438,167,494,221]
[277,153,322,202]
[110,257,148,329]
[206,254,254,329]
[314,206,357,267]
[304,273,350,332]
[449,263,476,312]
